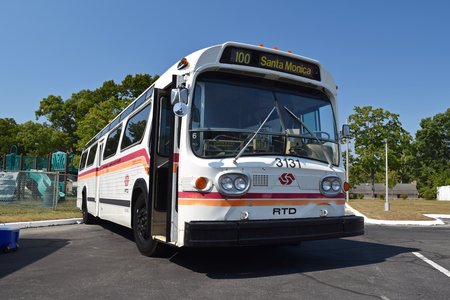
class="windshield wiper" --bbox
[283,106,333,168]
[233,106,277,164]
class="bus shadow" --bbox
[97,219,135,242]
[0,238,69,279]
[170,239,419,279]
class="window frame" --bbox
[103,124,123,160]
[120,103,151,152]
[86,144,98,167]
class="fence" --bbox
[0,170,61,210]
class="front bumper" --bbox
[184,215,364,247]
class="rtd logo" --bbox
[279,173,295,185]
[124,175,130,187]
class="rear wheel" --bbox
[133,193,165,257]
[82,194,96,225]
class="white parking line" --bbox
[412,252,450,278]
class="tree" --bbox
[75,96,132,150]
[0,118,18,153]
[15,121,70,156]
[35,74,158,152]
[348,106,412,193]
[413,108,450,198]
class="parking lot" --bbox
[1,221,450,299]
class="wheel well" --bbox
[82,187,87,208]
[131,179,148,229]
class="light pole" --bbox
[385,139,390,211]
[346,126,350,202]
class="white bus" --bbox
[77,42,364,256]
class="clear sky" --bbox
[1,0,449,137]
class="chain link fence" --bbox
[0,170,62,210]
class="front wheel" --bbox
[133,193,165,257]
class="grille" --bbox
[253,175,268,187]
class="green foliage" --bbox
[35,74,158,153]
[413,109,450,199]
[348,106,412,191]
[1,73,157,160]
[75,97,132,150]
[16,121,70,156]
[0,118,18,153]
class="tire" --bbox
[82,196,96,225]
[133,192,165,257]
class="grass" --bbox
[0,197,81,223]
[2,197,449,223]
[348,199,450,220]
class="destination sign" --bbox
[220,46,321,81]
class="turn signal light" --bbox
[343,182,350,192]
[195,177,208,190]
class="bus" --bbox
[77,42,364,256]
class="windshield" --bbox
[189,72,339,165]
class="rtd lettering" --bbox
[273,207,297,215]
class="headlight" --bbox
[234,177,247,191]
[220,176,233,190]
[322,180,331,191]
[320,176,342,196]
[332,179,341,192]
[217,173,250,196]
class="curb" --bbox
[0,218,83,229]
[346,203,446,226]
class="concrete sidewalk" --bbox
[346,204,450,226]
[0,218,82,229]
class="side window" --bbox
[158,98,173,156]
[86,144,98,167]
[104,126,122,159]
[121,104,151,150]
[79,151,88,170]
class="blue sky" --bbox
[0,0,449,137]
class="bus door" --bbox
[149,88,176,242]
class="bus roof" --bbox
[83,42,337,150]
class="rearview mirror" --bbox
[341,124,350,139]
[173,102,189,117]
[171,87,188,105]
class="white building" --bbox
[437,186,450,201]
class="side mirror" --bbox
[171,87,188,105]
[173,102,189,117]
[341,124,350,139]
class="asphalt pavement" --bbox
[1,221,450,300]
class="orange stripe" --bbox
[178,198,345,207]
[78,170,98,180]
[99,157,148,175]
[78,157,148,180]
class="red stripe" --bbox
[178,191,345,199]
[79,148,150,177]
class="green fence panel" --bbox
[51,151,66,171]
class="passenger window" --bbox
[121,104,151,150]
[86,144,98,167]
[79,152,88,170]
[104,126,122,159]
